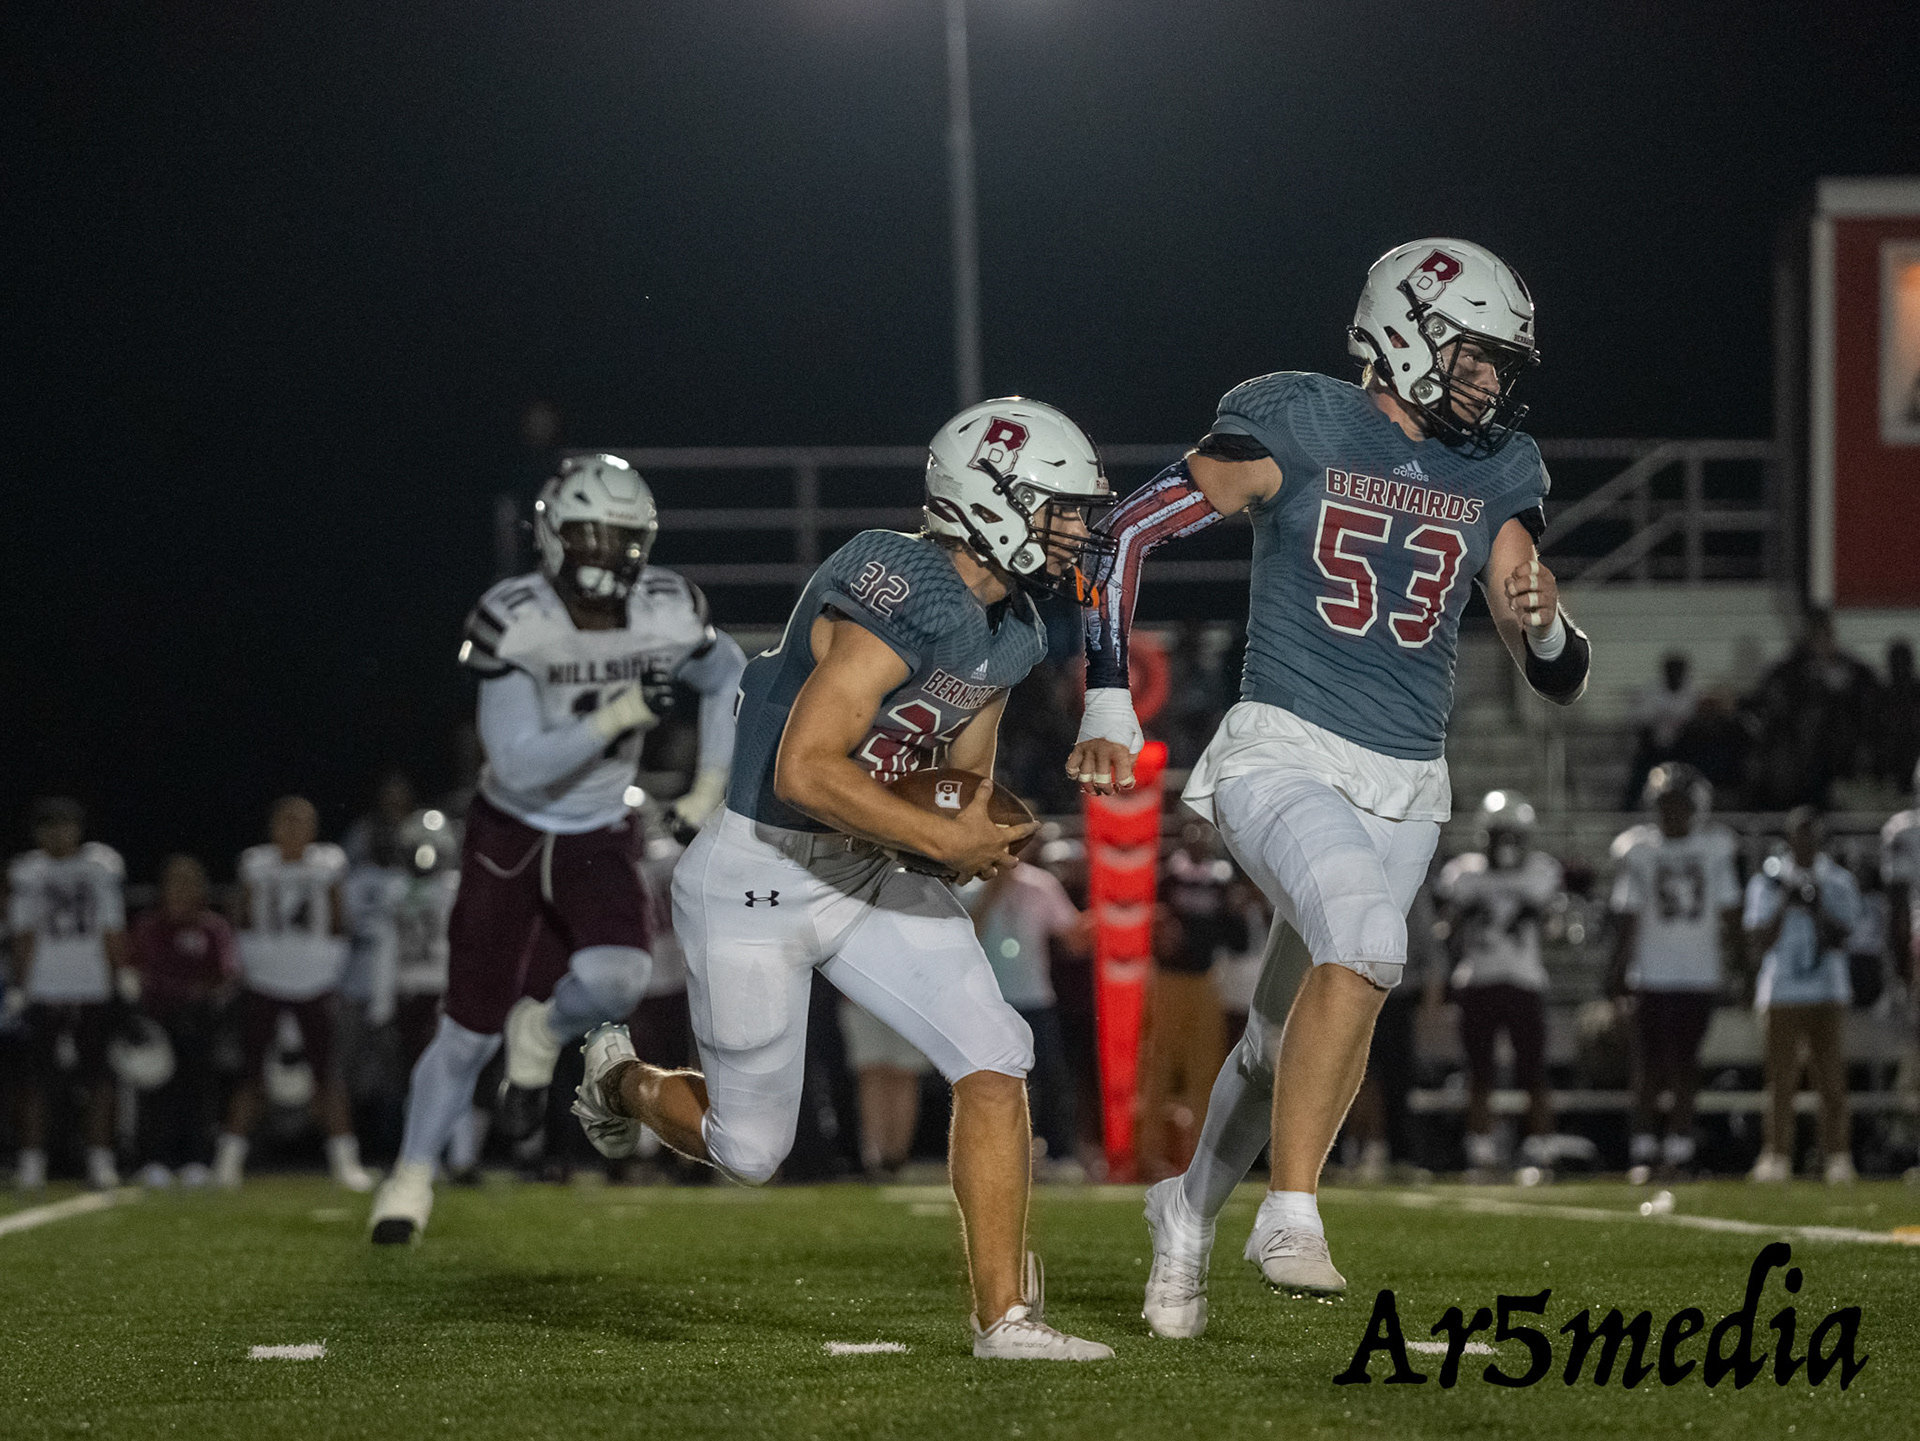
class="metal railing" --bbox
[603,438,1776,602]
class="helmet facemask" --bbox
[968,459,1117,607]
[543,519,654,608]
[1395,306,1534,458]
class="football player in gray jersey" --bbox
[1071,240,1593,1338]
[573,400,1122,1360]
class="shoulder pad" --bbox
[1216,371,1317,430]
[306,843,348,874]
[1436,852,1488,892]
[79,843,125,880]
[824,532,970,643]
[1882,810,1920,844]
[632,568,718,654]
[461,575,551,676]
[238,844,279,878]
[1609,823,1660,862]
[7,851,44,883]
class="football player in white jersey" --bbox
[214,796,372,1191]
[369,454,745,1244]
[1433,791,1566,1179]
[1606,764,1743,1183]
[570,400,1117,1359]
[7,798,131,1191]
[1880,759,1920,1000]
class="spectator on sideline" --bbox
[1747,611,1878,808]
[214,796,372,1192]
[967,856,1089,1176]
[342,770,417,870]
[1345,886,1440,1181]
[7,798,130,1191]
[837,1000,931,1178]
[1622,654,1698,809]
[1745,807,1861,1185]
[130,855,237,1186]
[1873,641,1920,793]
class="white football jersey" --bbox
[366,869,459,998]
[6,844,125,1002]
[237,842,349,1001]
[460,568,719,832]
[1609,823,1742,991]
[1434,850,1562,992]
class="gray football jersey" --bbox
[1213,372,1550,760]
[728,531,1047,832]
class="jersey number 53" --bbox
[1313,500,1466,650]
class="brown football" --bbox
[885,767,1039,879]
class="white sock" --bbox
[1629,1132,1659,1164]
[446,1108,482,1172]
[1255,1189,1323,1237]
[1662,1134,1696,1165]
[17,1148,47,1184]
[1180,1032,1274,1222]
[390,1157,434,1188]
[326,1134,363,1176]
[1359,1139,1390,1168]
[216,1133,248,1166]
[1465,1132,1502,1168]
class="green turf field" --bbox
[2,1175,1914,1440]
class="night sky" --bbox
[6,0,1917,873]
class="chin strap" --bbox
[1083,460,1223,692]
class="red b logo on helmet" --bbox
[972,417,1030,474]
[1408,249,1464,298]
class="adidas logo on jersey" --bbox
[1392,459,1429,482]
[971,659,989,680]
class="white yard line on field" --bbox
[1329,1187,1920,1247]
[0,1187,140,1239]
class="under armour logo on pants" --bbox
[744,891,780,907]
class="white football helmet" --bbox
[1476,789,1536,868]
[1348,238,1537,456]
[924,399,1116,605]
[535,454,659,604]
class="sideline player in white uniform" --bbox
[1881,759,1920,1004]
[1433,790,1566,1179]
[1606,764,1743,1184]
[369,454,745,1243]
[215,795,371,1190]
[7,798,131,1191]
[1069,240,1591,1337]
[571,400,1118,1360]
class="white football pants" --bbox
[1178,767,1439,1221]
[673,809,1033,1186]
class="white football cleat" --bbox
[972,1303,1113,1361]
[327,1134,376,1193]
[1823,1154,1856,1185]
[1749,1151,1791,1183]
[369,1160,435,1246]
[1244,1221,1346,1297]
[571,1023,644,1160]
[86,1147,121,1192]
[498,997,564,1141]
[15,1148,47,1192]
[213,1132,248,1190]
[1142,1177,1212,1339]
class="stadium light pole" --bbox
[945,0,982,409]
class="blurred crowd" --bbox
[1622,611,1920,811]
[5,616,1918,1194]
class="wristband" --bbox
[1523,621,1590,704]
[1075,688,1144,751]
[1525,611,1567,661]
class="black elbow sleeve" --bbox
[1524,622,1590,704]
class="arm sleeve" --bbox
[678,629,749,774]
[476,670,609,793]
[1083,459,1225,690]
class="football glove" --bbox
[668,767,729,838]
[589,683,658,742]
[1075,687,1144,753]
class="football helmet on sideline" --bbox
[924,399,1116,606]
[535,454,659,605]
[1348,238,1537,456]
[1475,789,1537,869]
[1643,762,1713,817]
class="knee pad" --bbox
[954,1002,1033,1083]
[1321,897,1406,990]
[701,1110,789,1187]
[560,945,652,1020]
